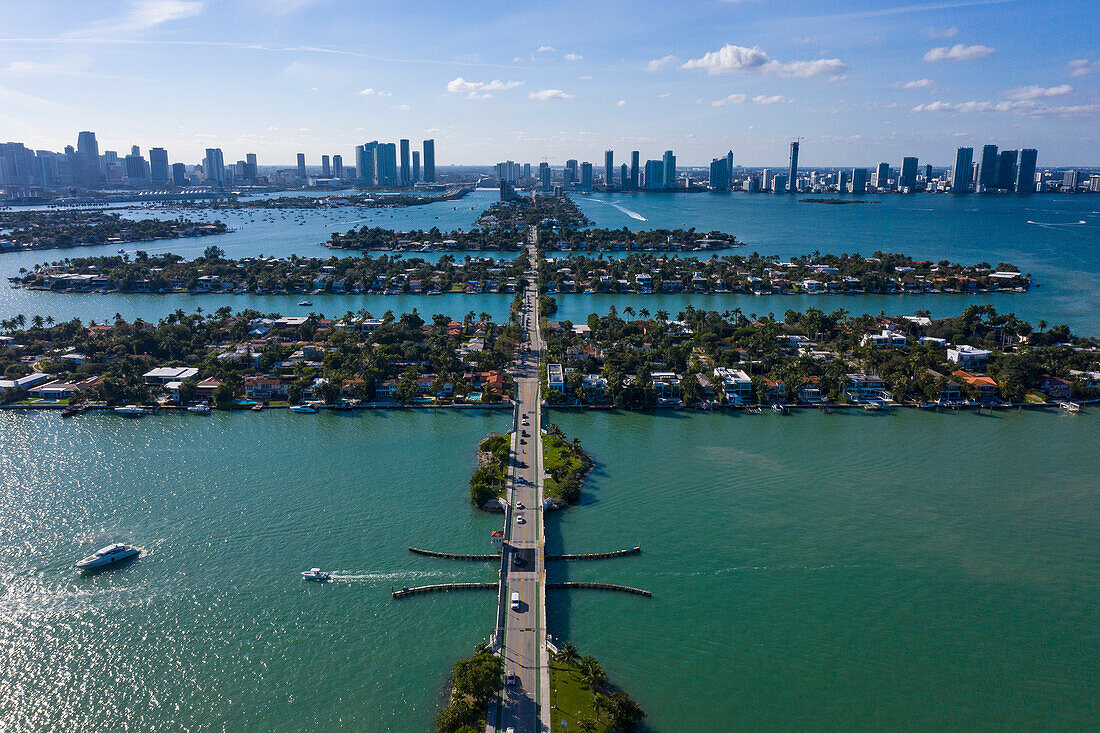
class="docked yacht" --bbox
[76,543,141,569]
[289,404,317,414]
[187,404,211,414]
[114,405,148,416]
[301,568,329,581]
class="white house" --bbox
[947,345,992,369]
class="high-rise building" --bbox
[850,168,868,193]
[923,164,933,184]
[977,144,998,191]
[1063,170,1078,191]
[321,155,331,178]
[399,139,410,186]
[899,157,918,192]
[875,162,890,191]
[204,148,225,186]
[565,159,578,185]
[709,158,729,191]
[629,151,640,190]
[838,170,850,192]
[171,162,187,186]
[1015,149,1037,194]
[603,150,614,188]
[771,173,788,194]
[411,151,420,182]
[378,142,398,186]
[296,153,306,180]
[996,150,1018,190]
[788,142,800,193]
[950,147,974,193]
[539,162,551,191]
[245,153,257,183]
[124,148,150,184]
[356,142,378,186]
[333,154,343,179]
[76,131,101,187]
[620,163,629,190]
[523,163,531,181]
[580,162,593,191]
[662,150,676,189]
[422,139,436,182]
[149,147,169,183]
[644,159,664,190]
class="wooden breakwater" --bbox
[408,547,499,561]
[546,582,652,597]
[391,582,497,599]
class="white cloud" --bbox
[1068,59,1100,77]
[73,0,203,35]
[564,53,582,61]
[897,78,934,89]
[358,87,375,95]
[658,92,671,98]
[712,93,747,107]
[923,26,958,39]
[616,99,626,106]
[446,77,523,96]
[753,94,788,104]
[681,44,846,78]
[537,45,555,53]
[910,98,1096,117]
[530,88,573,100]
[579,74,592,80]
[391,103,410,110]
[1004,84,1072,101]
[646,55,679,71]
[923,44,995,62]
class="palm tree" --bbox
[578,719,598,733]
[557,641,580,666]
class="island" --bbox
[0,210,228,253]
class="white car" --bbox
[516,516,526,524]
[506,671,518,686]
[516,502,525,510]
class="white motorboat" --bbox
[114,405,148,416]
[289,404,317,414]
[76,543,141,569]
[301,568,329,581]
[187,404,211,414]
[298,300,313,307]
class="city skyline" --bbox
[0,1,1098,165]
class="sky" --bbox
[0,0,1098,167]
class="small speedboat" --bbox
[301,568,329,581]
[289,404,317,413]
[76,543,141,569]
[187,404,211,414]
[772,403,786,414]
[298,300,313,307]
[114,405,147,416]
[251,403,264,411]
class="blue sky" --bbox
[1,0,1098,166]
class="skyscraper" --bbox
[726,150,734,183]
[204,148,225,186]
[171,162,187,186]
[629,151,640,190]
[423,139,436,182]
[899,157,918,192]
[580,162,593,191]
[996,150,1018,190]
[788,142,800,193]
[875,161,890,191]
[76,131,101,187]
[296,153,306,180]
[977,144,998,191]
[321,155,331,178]
[950,147,974,193]
[565,159,578,185]
[620,163,629,190]
[539,162,550,191]
[149,147,169,183]
[124,148,149,184]
[662,150,676,189]
[356,142,378,186]
[603,150,614,188]
[412,151,420,182]
[333,154,343,179]
[378,143,398,186]
[245,152,257,183]
[399,139,410,186]
[1015,149,1037,194]
[644,160,664,190]
[850,168,868,193]
[709,158,728,190]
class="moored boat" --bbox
[114,405,148,416]
[289,404,317,414]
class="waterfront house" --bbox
[948,345,992,369]
[1038,375,1072,399]
[952,370,999,403]
[796,377,824,404]
[547,363,565,393]
[143,366,199,385]
[651,371,682,403]
[582,374,609,403]
[927,369,962,403]
[762,377,787,403]
[845,373,890,403]
[243,376,289,401]
[714,367,753,405]
[28,376,100,400]
[195,377,221,399]
[861,329,907,349]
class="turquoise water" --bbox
[3,193,1099,333]
[2,408,1096,731]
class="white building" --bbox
[947,345,992,369]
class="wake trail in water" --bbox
[1027,220,1088,228]
[582,197,648,221]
